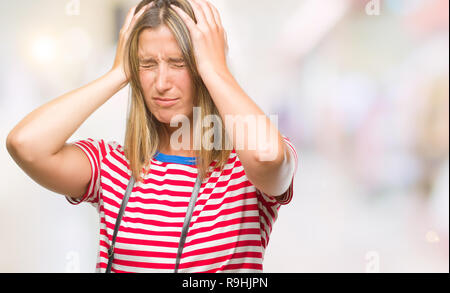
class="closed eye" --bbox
[139,61,157,68]
[139,58,186,69]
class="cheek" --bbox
[139,73,155,113]
[139,72,152,94]
[177,72,194,101]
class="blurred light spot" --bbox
[31,36,57,64]
[425,230,440,243]
[66,0,81,16]
[365,250,380,273]
[59,27,92,65]
[385,0,423,15]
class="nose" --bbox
[155,63,172,94]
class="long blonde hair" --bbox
[124,0,231,183]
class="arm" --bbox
[6,4,148,199]
[172,0,296,198]
[7,69,127,160]
[6,69,127,198]
[202,70,295,198]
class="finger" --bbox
[191,0,217,29]
[186,0,208,28]
[171,4,198,32]
[224,30,229,55]
[122,5,138,32]
[127,3,153,33]
[207,1,224,29]
[135,2,154,16]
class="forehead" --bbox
[138,25,182,59]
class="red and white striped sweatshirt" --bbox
[66,135,298,273]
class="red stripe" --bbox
[113,247,177,259]
[194,204,259,224]
[185,228,260,247]
[258,212,271,243]
[96,260,134,273]
[200,262,263,273]
[133,185,194,198]
[206,169,247,190]
[142,168,198,181]
[113,258,175,270]
[101,183,127,201]
[103,224,181,238]
[109,148,131,171]
[128,195,189,208]
[140,177,198,190]
[103,209,184,228]
[202,180,253,200]
[219,262,263,272]
[278,180,294,205]
[98,250,175,270]
[67,137,294,272]
[284,136,298,173]
[101,169,129,190]
[193,189,253,209]
[103,158,130,179]
[182,240,262,258]
[74,140,100,204]
[102,196,187,218]
[256,191,277,218]
[99,139,107,158]
[188,216,260,236]
[115,236,179,248]
[256,197,273,226]
[180,251,262,269]
[101,184,194,208]
[200,193,253,212]
[100,218,261,246]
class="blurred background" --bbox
[0,0,448,273]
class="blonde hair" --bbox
[123,0,231,183]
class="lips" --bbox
[154,97,178,101]
[154,97,180,107]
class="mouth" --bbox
[153,97,180,107]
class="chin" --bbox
[155,109,192,126]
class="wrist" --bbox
[200,65,232,85]
[108,67,129,90]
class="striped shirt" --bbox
[66,135,298,273]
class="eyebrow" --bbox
[139,57,185,63]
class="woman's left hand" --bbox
[171,0,229,78]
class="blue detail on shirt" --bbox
[154,151,197,166]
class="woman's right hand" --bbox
[111,3,153,82]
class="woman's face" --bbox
[138,25,195,126]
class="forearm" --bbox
[7,69,128,161]
[202,69,285,165]
[203,69,295,196]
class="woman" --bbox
[6,0,298,273]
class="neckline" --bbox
[154,151,197,166]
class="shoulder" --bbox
[71,138,125,161]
